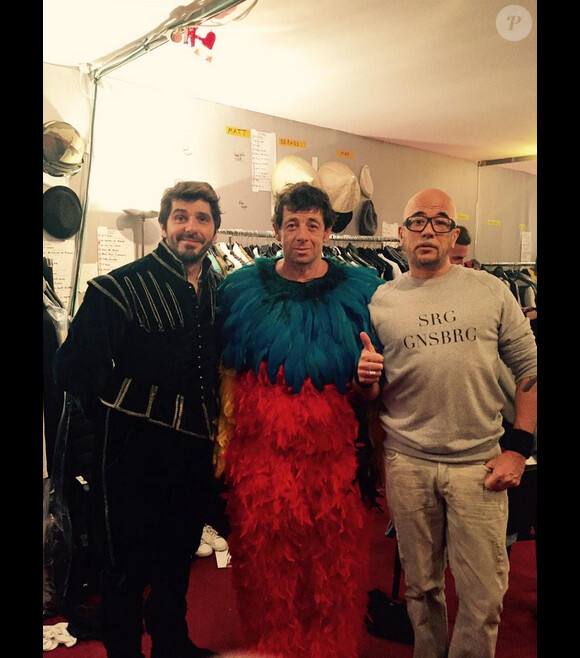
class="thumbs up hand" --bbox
[356,331,384,387]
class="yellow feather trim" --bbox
[213,364,236,477]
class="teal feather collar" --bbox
[218,257,383,393]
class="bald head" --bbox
[403,188,456,221]
[399,187,459,278]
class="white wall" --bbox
[475,165,537,264]
[43,62,537,312]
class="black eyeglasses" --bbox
[403,216,457,233]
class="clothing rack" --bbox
[481,262,537,309]
[216,228,400,243]
[482,262,535,267]
[213,228,407,280]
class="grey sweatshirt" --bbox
[369,266,537,463]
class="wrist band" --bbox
[500,427,534,458]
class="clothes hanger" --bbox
[231,241,251,264]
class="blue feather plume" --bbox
[217,257,384,391]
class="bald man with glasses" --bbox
[354,188,537,658]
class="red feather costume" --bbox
[216,257,384,657]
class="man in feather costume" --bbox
[215,182,385,657]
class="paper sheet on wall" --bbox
[97,226,135,275]
[43,238,76,310]
[72,263,100,309]
[381,222,400,240]
[251,129,276,192]
[520,231,532,263]
[79,263,99,294]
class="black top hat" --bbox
[43,186,82,239]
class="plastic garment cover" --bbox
[42,393,101,636]
[43,396,75,618]
[43,279,72,617]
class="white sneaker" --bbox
[195,541,213,558]
[201,524,228,552]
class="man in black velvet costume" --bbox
[54,181,223,658]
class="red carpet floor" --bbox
[43,504,537,657]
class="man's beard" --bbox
[178,242,211,265]
[173,234,213,264]
[410,251,443,270]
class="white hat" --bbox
[317,161,361,213]
[359,165,374,199]
[271,155,321,196]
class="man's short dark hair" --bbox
[158,181,222,231]
[273,182,336,229]
[455,225,471,246]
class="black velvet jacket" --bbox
[54,241,223,439]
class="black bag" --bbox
[365,588,414,645]
[365,529,414,645]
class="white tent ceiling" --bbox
[43,0,537,174]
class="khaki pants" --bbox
[384,450,509,658]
